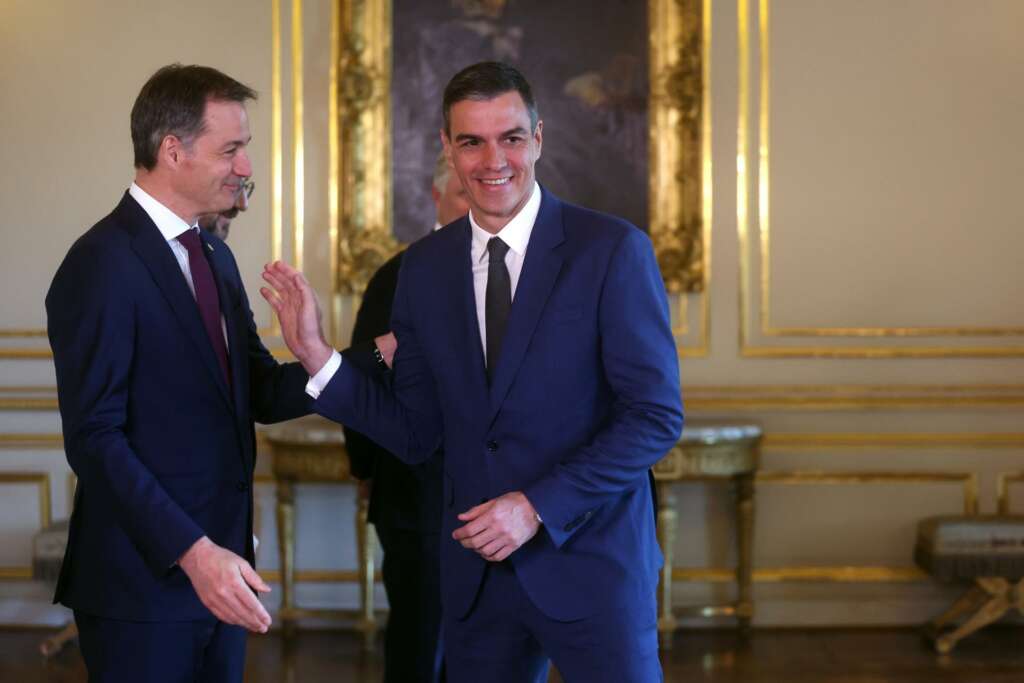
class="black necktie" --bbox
[177,228,232,388]
[485,237,511,381]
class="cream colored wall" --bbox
[2,0,1023,627]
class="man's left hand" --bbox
[452,491,540,562]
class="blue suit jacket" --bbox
[46,192,311,621]
[316,188,683,621]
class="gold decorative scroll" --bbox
[649,0,705,292]
[332,0,705,294]
[334,0,395,294]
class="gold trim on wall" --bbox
[756,470,978,515]
[673,566,925,583]
[996,472,1024,515]
[0,473,52,580]
[332,0,706,296]
[737,0,1024,357]
[333,0,394,295]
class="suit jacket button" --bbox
[236,481,249,492]
[486,441,498,453]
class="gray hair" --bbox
[432,150,451,193]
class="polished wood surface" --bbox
[5,627,1024,682]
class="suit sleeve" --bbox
[314,253,443,465]
[46,245,205,574]
[341,257,401,480]
[523,228,683,548]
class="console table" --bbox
[654,422,762,648]
[263,415,377,649]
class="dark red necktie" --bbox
[177,228,231,387]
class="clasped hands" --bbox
[453,491,541,562]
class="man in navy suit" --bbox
[46,64,311,682]
[262,61,682,682]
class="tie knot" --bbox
[487,237,510,261]
[177,228,202,253]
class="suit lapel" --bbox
[487,191,565,425]
[123,194,234,410]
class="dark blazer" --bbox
[314,188,683,622]
[342,251,443,533]
[46,192,311,622]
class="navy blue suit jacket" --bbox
[315,189,683,621]
[46,192,311,622]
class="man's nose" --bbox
[482,143,505,169]
[235,150,253,179]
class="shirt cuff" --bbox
[304,350,342,399]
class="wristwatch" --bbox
[373,344,388,371]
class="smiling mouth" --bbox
[479,177,511,186]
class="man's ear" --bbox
[533,119,543,160]
[159,134,186,168]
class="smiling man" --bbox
[46,65,312,682]
[262,61,682,682]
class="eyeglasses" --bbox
[241,180,255,199]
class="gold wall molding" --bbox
[686,383,1024,410]
[996,472,1024,515]
[332,0,707,296]
[756,470,978,515]
[0,472,51,580]
[737,0,1024,358]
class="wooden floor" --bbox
[2,626,1023,682]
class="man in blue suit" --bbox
[46,64,311,682]
[262,61,682,682]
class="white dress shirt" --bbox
[129,182,229,347]
[305,182,542,398]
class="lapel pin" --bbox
[206,243,214,253]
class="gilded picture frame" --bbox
[332,0,703,295]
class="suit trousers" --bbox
[74,611,246,683]
[443,561,662,683]
[377,525,445,683]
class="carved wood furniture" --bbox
[263,416,377,649]
[654,422,762,648]
[916,515,1024,653]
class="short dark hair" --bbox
[131,64,257,170]
[442,61,538,137]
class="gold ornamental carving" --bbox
[649,0,705,293]
[335,0,396,295]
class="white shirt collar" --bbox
[469,182,541,262]
[129,182,197,242]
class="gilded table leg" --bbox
[355,486,377,652]
[276,478,296,639]
[935,577,1011,654]
[656,481,679,650]
[735,473,754,636]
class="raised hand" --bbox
[178,536,272,633]
[260,261,333,375]
[452,491,540,562]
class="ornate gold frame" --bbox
[331,0,705,295]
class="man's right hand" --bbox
[260,261,333,375]
[178,536,272,633]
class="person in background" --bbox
[343,151,469,683]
